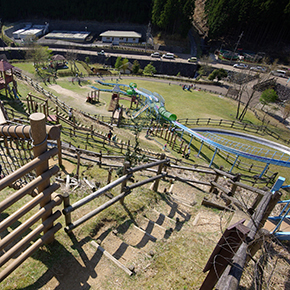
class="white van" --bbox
[270,69,286,78]
[162,53,175,59]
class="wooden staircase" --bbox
[90,194,192,275]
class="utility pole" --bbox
[230,31,244,63]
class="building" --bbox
[99,31,142,45]
[13,23,49,40]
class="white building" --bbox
[100,31,142,45]
[13,23,49,40]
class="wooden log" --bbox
[210,181,232,195]
[228,180,266,196]
[90,241,133,276]
[216,190,281,290]
[64,174,132,215]
[0,165,59,213]
[166,174,211,186]
[229,174,241,197]
[0,195,62,251]
[63,192,72,226]
[169,164,216,175]
[153,154,165,192]
[210,166,223,193]
[0,222,62,283]
[202,197,234,211]
[65,189,132,233]
[0,211,61,268]
[83,177,96,191]
[0,183,60,232]
[200,220,249,290]
[128,158,169,174]
[214,168,235,179]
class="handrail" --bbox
[63,174,132,215]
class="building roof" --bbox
[45,30,90,42]
[100,30,142,38]
[0,60,14,72]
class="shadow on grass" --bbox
[19,233,103,290]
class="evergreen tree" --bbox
[132,60,140,74]
[143,63,157,75]
[115,57,123,71]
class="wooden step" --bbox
[115,220,156,252]
[154,196,192,224]
[144,208,176,230]
[136,216,170,240]
[97,231,143,268]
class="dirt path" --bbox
[48,83,111,116]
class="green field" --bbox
[1,61,290,289]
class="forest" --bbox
[0,0,194,37]
[2,0,290,47]
[205,0,290,46]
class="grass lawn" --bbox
[1,62,290,289]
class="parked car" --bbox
[233,63,248,69]
[162,53,175,59]
[151,52,161,58]
[250,66,266,72]
[270,69,286,78]
[98,50,105,55]
[188,56,197,62]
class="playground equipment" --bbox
[94,80,290,174]
[0,60,18,98]
[86,90,100,103]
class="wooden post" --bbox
[29,113,54,243]
[56,106,59,124]
[107,167,113,184]
[99,150,102,168]
[46,100,49,117]
[164,129,169,140]
[160,124,165,138]
[76,148,80,179]
[91,124,94,138]
[152,154,165,192]
[73,116,76,136]
[57,138,62,167]
[229,173,241,197]
[63,192,72,226]
[182,143,187,157]
[169,131,175,146]
[167,131,171,142]
[120,161,130,205]
[26,96,31,114]
[172,133,178,149]
[216,190,281,290]
[200,220,250,290]
[210,166,223,193]
[179,140,184,153]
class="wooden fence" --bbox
[0,113,63,282]
[61,149,274,235]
